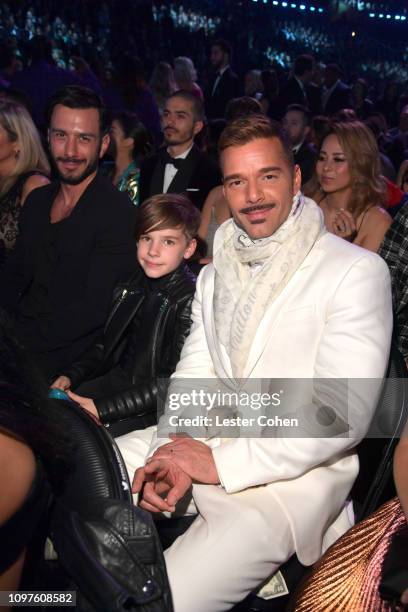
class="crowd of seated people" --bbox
[0,0,408,392]
[0,1,408,608]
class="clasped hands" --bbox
[331,209,357,242]
[52,376,220,513]
[132,435,220,513]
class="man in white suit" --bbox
[117,115,393,611]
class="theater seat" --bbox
[49,400,132,511]
[21,399,133,593]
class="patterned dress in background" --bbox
[0,171,45,269]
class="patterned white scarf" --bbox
[212,193,325,380]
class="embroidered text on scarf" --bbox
[212,193,325,380]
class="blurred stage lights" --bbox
[368,11,406,21]
[252,0,405,20]
[251,0,324,11]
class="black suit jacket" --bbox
[138,144,222,210]
[206,67,241,120]
[278,77,308,117]
[0,172,137,377]
[306,83,322,116]
[294,141,317,186]
[323,81,354,116]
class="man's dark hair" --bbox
[294,54,315,78]
[218,114,294,171]
[46,85,110,134]
[166,90,205,122]
[286,104,312,126]
[226,96,263,122]
[333,108,357,122]
[212,39,232,60]
[135,193,200,242]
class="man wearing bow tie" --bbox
[138,91,221,210]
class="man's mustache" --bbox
[239,203,276,214]
[57,157,84,163]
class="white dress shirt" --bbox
[163,144,193,193]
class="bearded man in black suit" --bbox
[283,104,317,185]
[279,54,316,117]
[205,39,241,121]
[139,91,221,210]
[322,64,354,117]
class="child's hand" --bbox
[67,390,100,419]
[50,375,71,390]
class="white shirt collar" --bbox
[295,75,305,92]
[218,64,229,77]
[292,140,305,155]
[325,78,340,95]
[163,144,194,193]
[167,143,194,160]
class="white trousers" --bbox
[116,426,294,612]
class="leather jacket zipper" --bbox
[104,289,128,330]
[149,296,170,377]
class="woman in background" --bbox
[0,99,49,267]
[109,111,152,206]
[149,61,178,115]
[198,185,231,263]
[305,121,392,252]
[174,56,203,100]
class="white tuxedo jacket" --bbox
[152,231,393,565]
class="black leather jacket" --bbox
[61,264,196,428]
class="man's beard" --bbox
[212,60,222,72]
[52,153,100,185]
[163,127,194,147]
